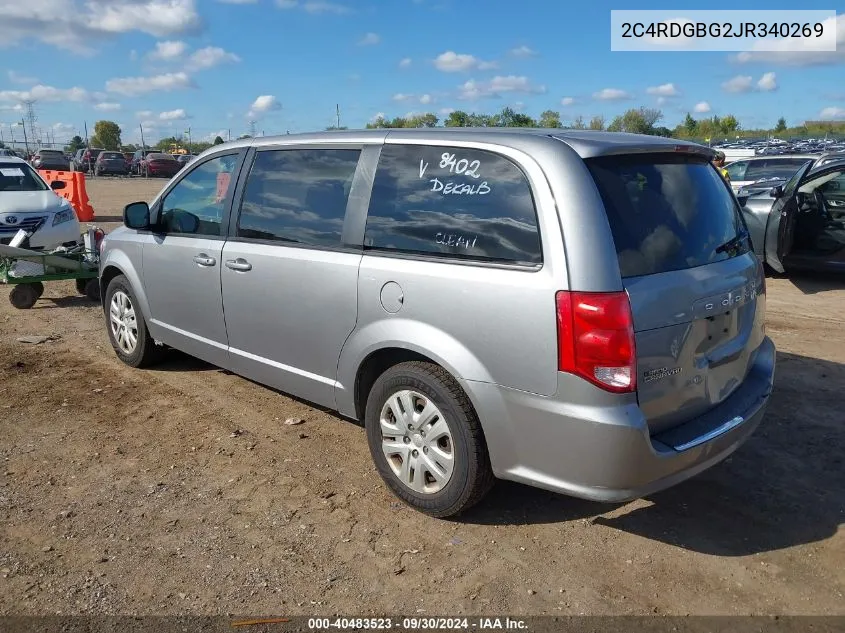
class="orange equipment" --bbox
[37,169,95,222]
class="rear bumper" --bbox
[464,336,776,503]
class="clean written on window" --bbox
[363,144,542,264]
[236,149,361,247]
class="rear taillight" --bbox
[556,291,637,393]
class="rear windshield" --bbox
[587,154,748,278]
[101,152,123,159]
[39,150,63,156]
[148,153,174,160]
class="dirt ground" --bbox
[0,177,843,616]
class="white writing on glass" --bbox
[439,153,481,179]
[436,232,477,249]
[430,178,490,195]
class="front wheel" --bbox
[104,275,164,368]
[365,361,494,518]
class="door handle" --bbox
[225,258,252,272]
[193,253,216,267]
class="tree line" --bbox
[365,106,845,141]
[56,111,845,156]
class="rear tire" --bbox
[104,275,164,368]
[75,278,87,295]
[364,361,495,518]
[83,278,100,302]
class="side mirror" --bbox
[769,185,784,199]
[50,180,66,191]
[124,201,151,230]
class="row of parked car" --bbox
[0,147,195,178]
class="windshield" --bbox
[587,154,747,278]
[0,162,48,192]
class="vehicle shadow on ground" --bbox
[94,215,124,224]
[467,351,843,556]
[781,271,845,295]
[32,296,98,309]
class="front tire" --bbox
[365,361,494,518]
[104,275,164,368]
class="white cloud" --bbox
[693,101,711,113]
[358,32,380,46]
[206,129,230,142]
[392,93,413,102]
[434,51,497,72]
[439,107,455,116]
[722,73,778,93]
[560,97,575,106]
[106,72,193,96]
[218,0,257,3]
[509,45,537,58]
[95,102,122,111]
[136,110,154,119]
[457,75,545,100]
[7,70,38,84]
[734,13,844,66]
[129,49,138,61]
[656,97,666,105]
[757,72,778,92]
[370,112,385,123]
[248,95,281,118]
[593,88,632,101]
[276,0,351,14]
[721,75,753,93]
[0,1,202,54]
[147,40,187,61]
[185,46,240,71]
[159,108,188,120]
[819,106,845,120]
[0,84,90,103]
[645,83,679,97]
[399,57,412,68]
[419,94,433,105]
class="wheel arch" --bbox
[99,253,152,321]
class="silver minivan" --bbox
[100,129,775,517]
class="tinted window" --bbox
[159,153,239,236]
[364,144,541,264]
[0,162,47,192]
[587,155,747,278]
[745,158,811,182]
[236,149,360,247]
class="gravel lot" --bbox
[0,177,843,615]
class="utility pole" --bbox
[21,118,29,155]
[84,121,89,148]
[227,129,231,141]
[248,120,257,138]
[139,123,146,150]
[23,100,37,148]
[186,127,192,152]
[336,103,340,129]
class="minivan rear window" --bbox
[587,154,748,278]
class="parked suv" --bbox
[31,149,70,171]
[95,151,129,176]
[99,130,775,517]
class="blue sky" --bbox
[0,0,843,147]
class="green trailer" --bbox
[0,243,100,309]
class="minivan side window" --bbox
[159,153,239,237]
[235,149,361,247]
[364,144,542,265]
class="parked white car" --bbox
[0,156,81,249]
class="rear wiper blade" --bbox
[715,229,749,254]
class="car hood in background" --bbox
[0,191,65,215]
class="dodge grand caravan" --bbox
[99,129,775,517]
